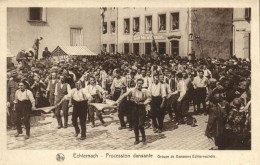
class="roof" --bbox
[52,46,97,56]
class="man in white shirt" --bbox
[141,69,149,89]
[69,81,92,140]
[192,70,208,114]
[159,74,174,121]
[85,76,107,127]
[14,81,36,139]
[148,74,166,133]
[115,78,151,144]
[54,75,71,129]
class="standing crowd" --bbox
[7,51,251,149]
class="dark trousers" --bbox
[55,100,69,127]
[132,103,146,141]
[151,96,165,130]
[7,103,16,127]
[72,100,87,138]
[195,87,207,113]
[16,100,32,136]
[118,97,128,127]
[113,89,121,101]
[165,97,174,120]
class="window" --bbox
[133,43,140,55]
[124,18,130,34]
[171,40,179,56]
[158,14,166,32]
[110,44,115,54]
[28,7,47,22]
[110,21,115,34]
[145,16,152,32]
[244,8,251,20]
[102,22,107,34]
[158,42,166,55]
[145,43,152,55]
[133,17,140,33]
[102,44,107,52]
[70,28,83,46]
[124,43,130,54]
[171,13,179,30]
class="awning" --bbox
[52,46,97,57]
[167,35,181,40]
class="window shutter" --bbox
[42,8,47,22]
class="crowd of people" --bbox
[7,50,251,149]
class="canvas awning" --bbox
[52,46,97,57]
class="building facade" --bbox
[101,8,234,59]
[233,8,251,59]
[7,8,101,58]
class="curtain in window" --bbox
[70,28,83,46]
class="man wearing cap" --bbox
[14,81,36,140]
[69,81,92,140]
[54,74,71,129]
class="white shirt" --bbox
[148,82,166,97]
[193,76,208,88]
[85,84,106,96]
[14,89,35,105]
[69,88,92,102]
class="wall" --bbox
[233,8,251,59]
[7,8,101,58]
[191,8,233,59]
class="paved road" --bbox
[7,108,212,150]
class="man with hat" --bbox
[14,81,36,139]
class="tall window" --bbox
[171,13,179,30]
[133,43,140,55]
[70,28,83,46]
[158,42,166,55]
[171,40,179,56]
[102,22,107,34]
[28,7,47,22]
[102,44,107,52]
[145,16,152,32]
[110,21,115,34]
[110,44,115,54]
[124,43,130,54]
[145,43,152,55]
[158,14,166,32]
[133,17,140,33]
[124,18,130,34]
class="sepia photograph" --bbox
[6,7,251,151]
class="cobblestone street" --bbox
[7,107,212,150]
